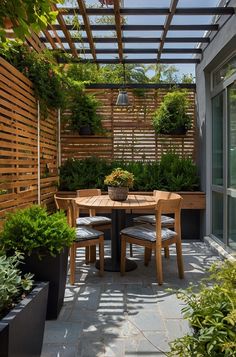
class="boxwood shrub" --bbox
[59,153,199,192]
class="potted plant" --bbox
[0,205,75,319]
[152,90,192,135]
[0,252,49,357]
[69,90,104,135]
[169,260,236,356]
[104,167,134,201]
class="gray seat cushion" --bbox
[76,216,111,226]
[75,226,103,242]
[133,214,175,226]
[121,224,177,242]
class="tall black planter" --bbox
[21,247,69,320]
[0,282,49,357]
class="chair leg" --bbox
[99,238,104,277]
[176,241,184,279]
[129,243,133,257]
[144,247,152,266]
[155,245,163,285]
[89,245,96,263]
[164,247,170,259]
[70,245,76,285]
[85,246,90,264]
[120,236,126,276]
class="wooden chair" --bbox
[76,189,111,231]
[120,192,184,285]
[54,195,104,285]
[132,191,175,259]
[76,189,111,262]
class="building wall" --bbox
[196,0,236,236]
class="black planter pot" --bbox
[160,126,187,135]
[0,282,49,357]
[20,247,69,320]
[79,125,94,135]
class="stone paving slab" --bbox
[41,241,219,357]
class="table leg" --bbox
[96,208,137,272]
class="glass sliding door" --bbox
[227,82,236,249]
[212,92,224,242]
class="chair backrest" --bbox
[76,188,101,216]
[154,192,182,240]
[54,195,75,227]
[76,188,101,197]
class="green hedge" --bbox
[59,153,200,192]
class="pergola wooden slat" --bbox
[77,0,97,63]
[113,0,123,63]
[157,0,179,61]
[58,7,234,16]
[51,4,78,57]
[37,2,234,65]
[40,36,210,44]
[49,24,219,32]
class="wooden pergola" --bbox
[37,0,235,65]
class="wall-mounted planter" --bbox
[0,282,49,357]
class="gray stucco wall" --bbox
[195,0,236,236]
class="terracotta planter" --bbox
[108,186,128,201]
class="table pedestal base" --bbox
[95,257,137,272]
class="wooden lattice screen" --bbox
[0,57,58,227]
[61,87,196,163]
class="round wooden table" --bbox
[75,194,156,272]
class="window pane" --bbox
[228,82,236,189]
[213,54,236,87]
[228,195,236,250]
[212,191,223,241]
[212,93,223,186]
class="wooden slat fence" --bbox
[61,87,196,163]
[0,57,58,227]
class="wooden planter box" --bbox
[0,282,49,357]
[56,190,206,211]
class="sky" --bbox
[60,0,222,79]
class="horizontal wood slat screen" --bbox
[61,88,196,163]
[0,57,58,227]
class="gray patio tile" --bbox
[43,321,83,344]
[128,310,165,331]
[142,332,170,353]
[77,337,105,357]
[157,294,185,319]
[41,344,79,357]
[41,241,220,357]
[103,338,125,356]
[125,335,167,356]
[165,318,192,341]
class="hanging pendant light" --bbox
[116,63,129,106]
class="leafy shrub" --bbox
[104,168,134,188]
[0,253,33,319]
[159,152,199,191]
[68,90,104,134]
[152,91,192,134]
[169,260,236,357]
[0,205,75,258]
[59,154,199,192]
